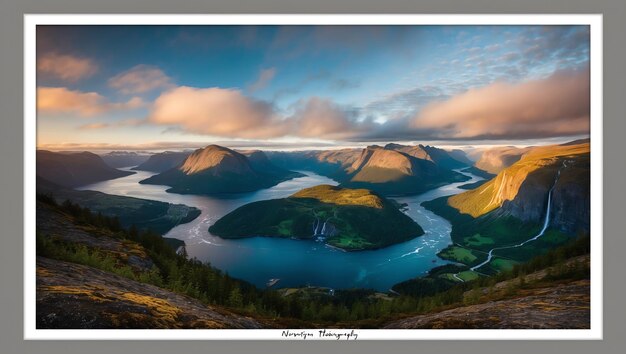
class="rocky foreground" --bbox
[36,257,263,329]
[385,279,590,329]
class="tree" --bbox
[228,286,244,308]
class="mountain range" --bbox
[100,151,151,168]
[267,143,475,196]
[139,145,304,194]
[132,151,192,172]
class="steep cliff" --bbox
[449,142,589,222]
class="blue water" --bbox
[78,168,482,291]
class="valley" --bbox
[34,140,592,329]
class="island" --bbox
[209,185,424,251]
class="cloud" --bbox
[37,53,97,82]
[37,87,145,117]
[411,67,590,139]
[149,86,289,139]
[108,65,173,94]
[147,66,590,142]
[148,86,373,140]
[291,97,370,139]
[77,118,146,130]
[36,140,342,152]
[77,123,110,130]
[248,68,276,92]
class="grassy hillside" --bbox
[291,185,384,208]
[209,185,423,250]
[423,195,575,274]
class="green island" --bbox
[209,185,424,251]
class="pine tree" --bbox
[228,286,243,308]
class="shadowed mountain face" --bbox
[265,149,362,180]
[384,143,471,170]
[132,151,192,173]
[139,145,304,195]
[341,146,469,196]
[37,150,134,188]
[37,176,200,235]
[474,146,533,174]
[100,151,151,168]
[447,149,475,166]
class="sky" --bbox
[36,25,590,151]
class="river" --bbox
[77,168,483,291]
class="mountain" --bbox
[37,150,134,188]
[238,149,301,177]
[341,145,469,195]
[384,143,471,170]
[209,184,423,251]
[139,145,304,195]
[449,142,590,224]
[423,141,590,274]
[267,145,471,196]
[266,148,362,179]
[447,149,475,166]
[132,151,192,172]
[474,146,532,174]
[100,151,151,168]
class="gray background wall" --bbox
[1,1,625,353]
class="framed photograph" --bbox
[24,14,602,340]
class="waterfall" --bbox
[313,218,321,235]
